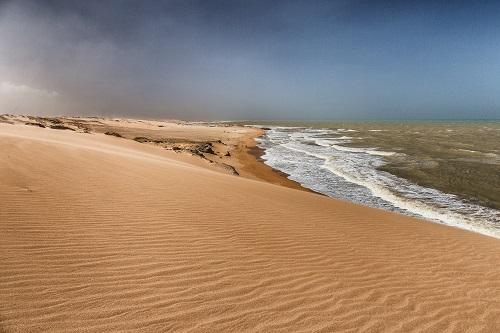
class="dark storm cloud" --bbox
[1,0,499,119]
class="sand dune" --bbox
[1,122,500,332]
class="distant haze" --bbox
[1,0,499,120]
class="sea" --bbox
[248,121,500,239]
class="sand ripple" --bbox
[1,124,500,332]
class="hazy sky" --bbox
[1,0,499,120]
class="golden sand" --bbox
[1,118,499,332]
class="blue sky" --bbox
[0,0,499,119]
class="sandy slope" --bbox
[1,123,500,332]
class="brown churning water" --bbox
[249,121,500,238]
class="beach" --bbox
[251,122,500,238]
[1,116,500,332]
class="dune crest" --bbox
[1,122,500,332]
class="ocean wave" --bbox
[257,126,500,239]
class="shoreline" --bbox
[242,124,499,240]
[230,128,320,194]
[1,117,500,332]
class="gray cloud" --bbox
[1,0,499,119]
[1,81,58,98]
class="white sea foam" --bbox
[321,159,498,238]
[257,126,500,239]
[337,128,357,132]
[327,143,396,156]
[366,150,396,156]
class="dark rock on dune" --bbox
[197,143,215,154]
[261,127,272,131]
[225,151,231,157]
[25,122,46,128]
[172,146,181,151]
[50,125,75,131]
[105,132,123,138]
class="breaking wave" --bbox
[255,126,500,238]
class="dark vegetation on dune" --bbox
[0,115,14,124]
[25,122,46,128]
[105,131,123,137]
[133,136,150,143]
[133,136,217,157]
[50,125,75,131]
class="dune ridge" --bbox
[1,122,500,332]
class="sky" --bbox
[0,0,499,120]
